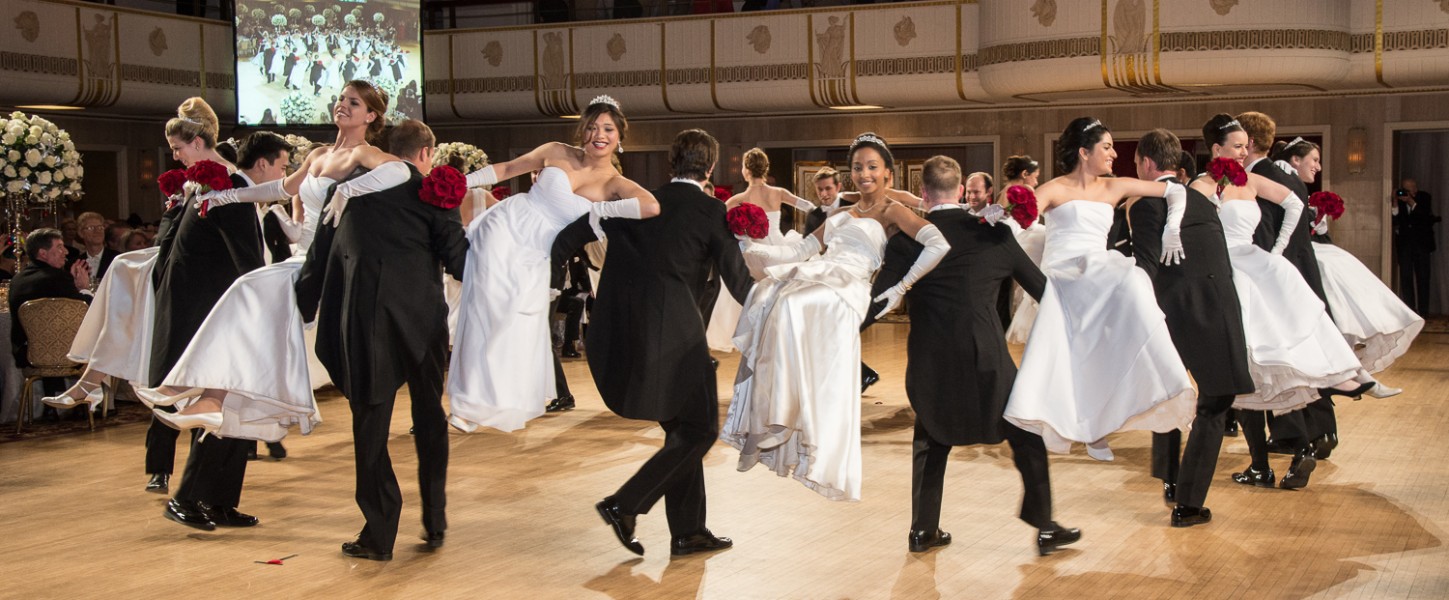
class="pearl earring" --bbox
[617,143,624,154]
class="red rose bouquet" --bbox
[1308,191,1345,225]
[1206,157,1248,196]
[186,160,233,217]
[421,165,466,210]
[158,169,188,209]
[1006,185,1039,229]
[490,185,511,201]
[727,202,770,239]
[713,185,733,202]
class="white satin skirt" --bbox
[68,248,158,385]
[1314,242,1423,374]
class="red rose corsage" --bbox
[421,165,466,210]
[490,185,511,201]
[1006,185,1039,229]
[186,160,233,217]
[713,185,733,202]
[1308,191,1345,225]
[727,202,770,239]
[1206,157,1248,197]
[158,169,188,210]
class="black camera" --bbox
[1396,189,1409,197]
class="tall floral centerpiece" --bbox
[0,111,84,257]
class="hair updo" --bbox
[165,97,220,149]
[848,132,895,175]
[1201,113,1245,149]
[1002,155,1040,181]
[1056,117,1111,174]
[574,99,629,149]
[743,147,769,179]
[343,80,390,140]
[1271,138,1320,163]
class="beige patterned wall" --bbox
[425,0,1449,121]
[0,0,234,115]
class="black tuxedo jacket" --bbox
[261,208,294,263]
[1392,191,1439,253]
[867,208,1045,446]
[149,173,264,386]
[90,247,120,283]
[152,200,188,267]
[8,261,90,367]
[296,164,468,406]
[804,196,856,235]
[1129,184,1254,396]
[552,181,753,422]
[1249,159,1327,304]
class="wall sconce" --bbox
[1011,134,1029,157]
[138,150,156,188]
[1346,126,1368,175]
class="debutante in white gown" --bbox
[721,211,885,501]
[1004,201,1196,453]
[447,166,593,433]
[1313,241,1424,374]
[67,247,161,384]
[705,209,800,352]
[1217,201,1364,411]
[1005,219,1046,345]
[159,175,331,442]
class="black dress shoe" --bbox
[861,364,880,394]
[908,529,952,553]
[561,347,581,359]
[1162,482,1177,506]
[1279,450,1316,490]
[1036,523,1081,556]
[1231,466,1276,488]
[1318,382,1375,401]
[709,357,719,371]
[596,497,644,555]
[1311,433,1338,460]
[200,503,259,527]
[545,395,576,413]
[671,530,733,556]
[341,539,393,561]
[1223,419,1239,437]
[145,473,170,494]
[246,446,260,461]
[1265,438,1296,455]
[266,442,288,460]
[422,530,445,549]
[1170,505,1212,528]
[163,499,216,531]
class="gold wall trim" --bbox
[575,70,662,88]
[198,23,206,96]
[0,51,79,77]
[981,36,1100,68]
[854,55,957,77]
[437,75,533,94]
[1375,0,1389,88]
[1157,29,1352,53]
[709,20,724,111]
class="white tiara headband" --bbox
[1082,119,1103,132]
[1283,136,1305,150]
[852,133,887,148]
[1219,118,1242,130]
[588,94,621,111]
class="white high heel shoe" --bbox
[1366,383,1403,398]
[152,408,222,438]
[42,382,104,411]
[1086,440,1115,462]
[135,387,203,408]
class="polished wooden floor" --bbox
[2,326,1447,599]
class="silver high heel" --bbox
[135,387,203,408]
[42,382,104,411]
[152,408,222,439]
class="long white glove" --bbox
[268,204,303,242]
[1312,215,1329,236]
[465,164,498,189]
[790,194,818,213]
[874,224,949,318]
[322,161,410,226]
[1160,181,1187,265]
[1271,193,1304,255]
[197,179,287,208]
[976,204,1006,225]
[586,197,643,240]
[742,235,822,265]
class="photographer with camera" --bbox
[1391,178,1440,313]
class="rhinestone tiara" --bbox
[588,94,621,111]
[1219,118,1242,130]
[852,133,887,148]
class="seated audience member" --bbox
[9,228,92,401]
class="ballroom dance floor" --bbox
[2,325,1446,599]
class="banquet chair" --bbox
[15,298,97,434]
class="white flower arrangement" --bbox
[279,92,318,125]
[432,142,490,174]
[0,111,83,202]
[283,133,316,174]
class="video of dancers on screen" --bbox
[234,0,423,126]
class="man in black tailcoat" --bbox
[1128,130,1255,526]
[552,129,752,557]
[150,134,286,531]
[1237,112,1338,462]
[295,121,468,561]
[862,156,1078,556]
[1392,177,1439,313]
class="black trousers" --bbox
[911,419,1052,533]
[1266,397,1336,442]
[996,279,1014,331]
[559,294,586,346]
[1151,393,1234,508]
[613,377,718,538]
[350,342,449,553]
[174,434,250,509]
[1398,247,1432,314]
[144,413,196,475]
[553,349,572,399]
[1241,409,1310,470]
